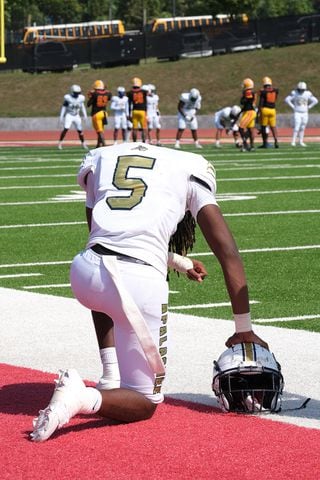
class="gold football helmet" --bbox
[242,78,254,90]
[132,77,142,87]
[263,76,272,86]
[93,80,105,90]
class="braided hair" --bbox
[168,211,196,257]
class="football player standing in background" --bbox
[239,78,257,152]
[58,84,88,150]
[127,77,148,142]
[110,86,129,144]
[146,84,162,145]
[285,81,318,146]
[175,88,202,149]
[258,76,279,149]
[87,80,112,148]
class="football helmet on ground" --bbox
[212,343,284,414]
[94,80,105,90]
[242,78,254,90]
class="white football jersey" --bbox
[285,90,318,113]
[179,92,202,116]
[78,143,217,276]
[62,93,86,116]
[110,95,129,115]
[147,94,159,118]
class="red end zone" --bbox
[1,363,319,480]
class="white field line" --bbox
[1,165,76,171]
[0,158,78,164]
[169,300,259,310]
[0,174,74,179]
[254,314,320,323]
[0,260,71,268]
[0,273,42,279]
[0,200,82,206]
[0,245,319,270]
[219,174,320,181]
[224,209,320,217]
[190,245,320,257]
[221,188,320,195]
[0,184,75,190]
[0,221,85,228]
[217,164,320,171]
[24,283,70,289]
[1,174,319,182]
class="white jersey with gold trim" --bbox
[78,143,217,276]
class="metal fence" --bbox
[1,14,320,73]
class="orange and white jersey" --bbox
[77,142,217,276]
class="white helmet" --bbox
[189,88,200,101]
[212,343,284,413]
[149,83,156,93]
[297,81,307,91]
[70,84,81,95]
[230,105,241,118]
[142,84,150,92]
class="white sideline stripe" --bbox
[219,175,320,181]
[169,300,259,310]
[0,273,42,279]
[190,245,320,257]
[254,314,320,323]
[1,287,319,430]
[24,283,70,289]
[0,245,319,269]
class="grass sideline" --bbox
[0,143,319,333]
[1,43,320,117]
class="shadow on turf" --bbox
[0,382,318,424]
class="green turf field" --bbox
[0,144,319,332]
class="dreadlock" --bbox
[168,211,196,256]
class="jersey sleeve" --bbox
[187,159,217,218]
[77,151,98,190]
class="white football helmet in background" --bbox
[70,84,81,96]
[212,343,284,413]
[297,81,307,91]
[230,105,241,118]
[189,88,200,101]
